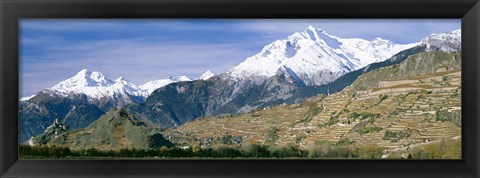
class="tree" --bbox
[359,144,383,159]
[192,145,201,153]
[159,146,169,155]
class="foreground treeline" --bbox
[389,138,461,159]
[19,144,378,159]
[19,139,460,159]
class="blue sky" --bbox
[20,19,460,97]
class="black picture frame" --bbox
[1,0,479,177]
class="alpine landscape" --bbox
[19,20,461,159]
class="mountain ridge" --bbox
[226,25,419,86]
[19,27,460,143]
[163,50,461,156]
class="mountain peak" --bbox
[70,69,110,86]
[49,69,145,103]
[90,71,109,85]
[139,75,192,95]
[175,75,192,82]
[27,68,194,102]
[306,25,316,30]
[227,25,419,85]
[197,70,215,80]
[115,76,125,82]
[77,69,89,75]
[72,69,91,80]
[306,25,318,32]
[370,37,393,47]
[372,37,388,42]
[450,29,461,34]
[167,75,191,81]
[421,29,461,52]
[305,25,326,33]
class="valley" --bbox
[163,51,461,158]
[19,26,462,159]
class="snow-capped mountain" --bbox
[139,75,192,95]
[169,75,192,82]
[20,95,35,101]
[422,29,461,52]
[226,25,419,86]
[197,70,215,80]
[139,79,175,95]
[50,69,146,99]
[18,27,462,143]
[46,69,146,108]
[23,69,197,102]
[18,69,192,142]
[21,28,461,102]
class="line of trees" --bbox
[19,139,461,159]
[20,144,307,159]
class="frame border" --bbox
[1,0,479,177]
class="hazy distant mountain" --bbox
[197,70,215,80]
[422,29,461,52]
[21,69,199,104]
[139,75,192,95]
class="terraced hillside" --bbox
[163,51,461,157]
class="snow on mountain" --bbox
[20,69,194,102]
[170,75,192,82]
[20,95,36,101]
[226,25,419,86]
[197,70,215,80]
[49,69,147,101]
[139,75,192,95]
[139,79,175,95]
[51,69,194,99]
[21,28,460,101]
[421,29,461,52]
[277,65,306,87]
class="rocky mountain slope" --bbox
[19,92,105,142]
[19,28,460,143]
[125,29,460,129]
[259,29,461,106]
[30,109,173,150]
[125,64,317,128]
[164,51,461,157]
[422,29,461,52]
[19,70,206,142]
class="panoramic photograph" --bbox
[19,19,461,159]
